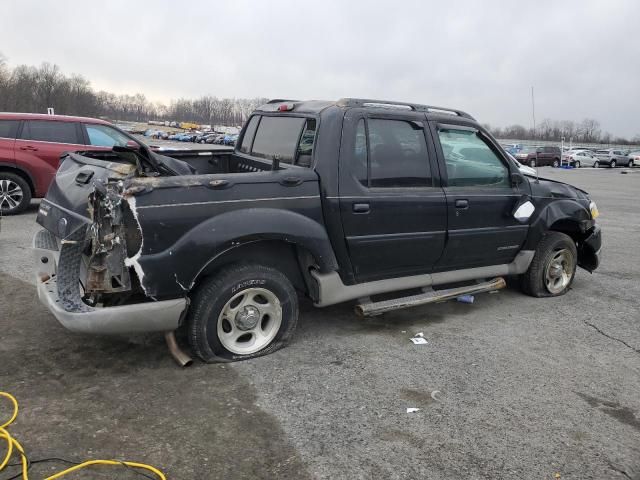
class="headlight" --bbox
[589,201,599,219]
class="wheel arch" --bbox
[0,163,36,195]
[136,208,339,299]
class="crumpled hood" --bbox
[530,176,589,201]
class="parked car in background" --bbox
[0,112,142,214]
[593,149,631,168]
[562,150,598,168]
[514,146,561,167]
[626,150,640,165]
[501,143,522,155]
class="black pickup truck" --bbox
[33,98,602,362]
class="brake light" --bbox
[278,103,294,111]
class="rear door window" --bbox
[0,120,19,139]
[20,120,81,144]
[367,118,431,187]
[250,116,306,163]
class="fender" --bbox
[524,197,592,250]
[136,208,339,298]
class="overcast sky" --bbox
[1,0,639,137]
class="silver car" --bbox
[593,149,632,168]
[562,149,598,168]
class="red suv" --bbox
[0,113,139,214]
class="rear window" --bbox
[250,116,306,163]
[20,120,81,144]
[0,120,19,139]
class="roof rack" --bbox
[336,98,475,120]
[267,99,300,104]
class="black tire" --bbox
[627,160,633,168]
[187,263,298,362]
[594,161,599,168]
[552,159,560,168]
[529,159,536,168]
[574,160,581,168]
[0,172,31,215]
[521,231,577,298]
[610,160,616,168]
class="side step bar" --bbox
[355,277,506,317]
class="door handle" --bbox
[19,145,38,151]
[455,199,469,209]
[352,203,370,214]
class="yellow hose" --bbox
[0,392,166,480]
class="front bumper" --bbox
[578,224,602,272]
[33,229,187,334]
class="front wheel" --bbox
[574,160,581,168]
[552,159,560,168]
[521,231,577,297]
[610,160,616,168]
[187,264,298,362]
[628,160,634,168]
[594,161,600,168]
[529,159,536,168]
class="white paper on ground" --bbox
[410,337,428,345]
[406,408,420,413]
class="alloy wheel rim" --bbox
[217,287,282,355]
[544,248,573,294]
[0,179,24,211]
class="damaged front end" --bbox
[33,152,186,334]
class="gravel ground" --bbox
[0,167,638,480]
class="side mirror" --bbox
[511,172,525,186]
[126,140,141,150]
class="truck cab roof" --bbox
[255,98,475,122]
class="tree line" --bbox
[0,56,267,126]
[483,118,640,146]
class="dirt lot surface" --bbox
[1,167,639,479]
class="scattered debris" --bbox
[430,390,441,402]
[410,332,428,345]
[406,408,420,413]
[456,294,475,304]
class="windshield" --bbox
[519,146,538,153]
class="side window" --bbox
[239,115,260,154]
[368,119,431,187]
[438,128,510,188]
[20,120,80,144]
[295,118,316,167]
[251,116,306,163]
[84,124,132,147]
[0,120,19,139]
[351,117,431,188]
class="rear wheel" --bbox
[521,231,577,297]
[529,159,536,168]
[552,159,560,168]
[594,161,600,168]
[188,264,298,362]
[628,159,634,168]
[0,172,31,215]
[610,160,616,168]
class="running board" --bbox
[355,277,506,317]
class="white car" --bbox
[562,150,598,168]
